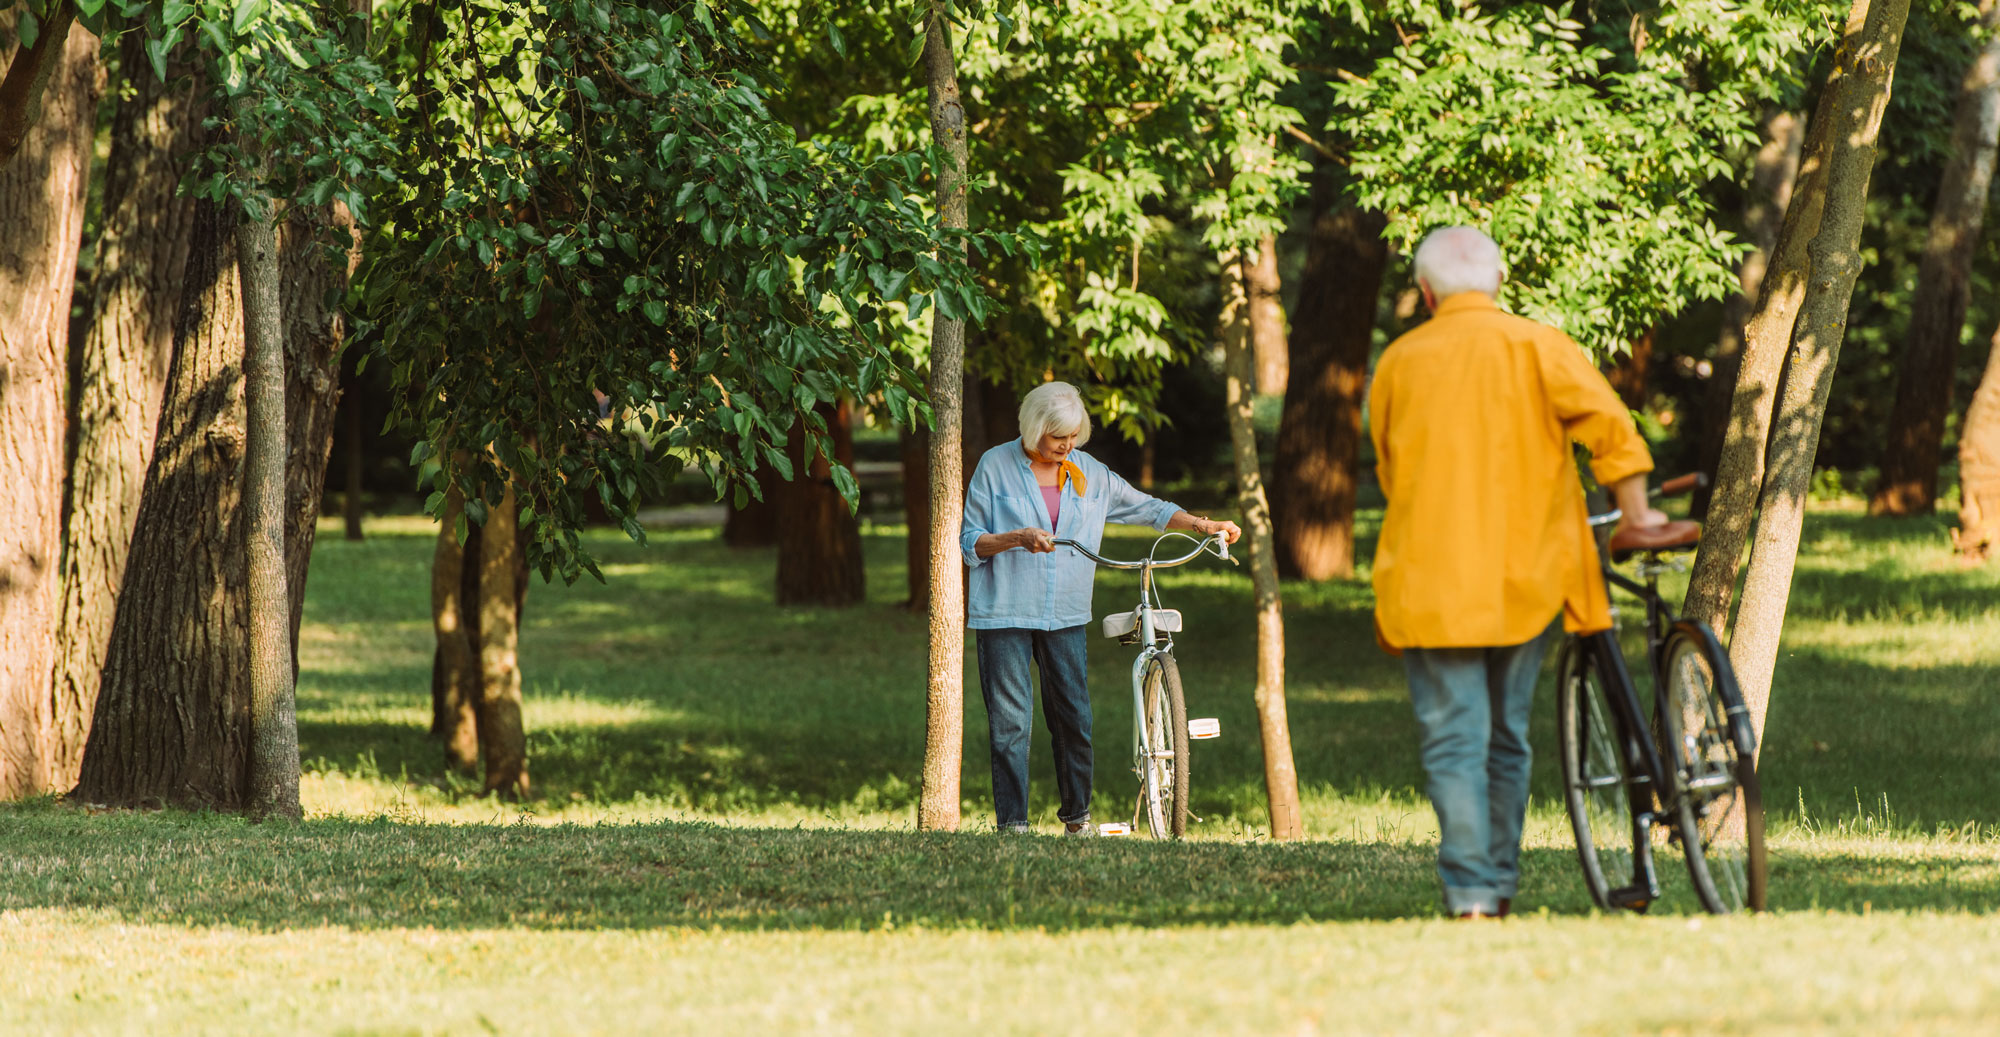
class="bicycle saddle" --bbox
[1608,519,1701,555]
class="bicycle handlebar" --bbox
[1049,533,1235,570]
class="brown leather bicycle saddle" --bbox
[1608,519,1701,555]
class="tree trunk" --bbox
[0,0,78,167]
[431,483,481,773]
[277,202,353,662]
[1247,232,1287,396]
[1698,108,1805,515]
[721,468,779,547]
[476,477,528,799]
[1727,0,1909,756]
[239,182,298,820]
[1953,323,2000,560]
[73,200,258,809]
[901,423,931,611]
[1605,326,1655,410]
[1683,14,1858,632]
[46,37,201,793]
[1221,251,1302,840]
[775,399,864,606]
[918,0,968,832]
[0,18,95,799]
[342,373,365,540]
[1270,195,1388,582]
[1871,0,2000,516]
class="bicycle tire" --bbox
[1138,652,1191,840]
[1556,636,1637,911]
[1658,622,1769,913]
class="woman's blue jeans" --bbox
[1402,620,1559,915]
[975,626,1092,829]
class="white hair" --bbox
[1413,225,1503,301]
[1017,381,1092,447]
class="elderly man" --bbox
[1368,226,1667,919]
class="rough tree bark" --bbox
[917,0,968,831]
[238,178,300,821]
[1871,0,2000,516]
[342,376,365,540]
[1247,232,1287,396]
[1605,326,1655,410]
[0,18,95,799]
[73,200,258,808]
[1682,20,1854,632]
[1698,108,1804,515]
[1221,251,1303,840]
[430,482,481,773]
[475,477,528,799]
[46,37,201,792]
[1269,195,1388,582]
[0,0,77,167]
[1953,323,2000,560]
[721,469,779,548]
[1727,0,1910,753]
[775,400,864,606]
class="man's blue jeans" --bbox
[975,626,1092,829]
[1402,620,1559,915]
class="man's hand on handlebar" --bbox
[1610,473,1670,533]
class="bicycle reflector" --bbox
[1188,718,1221,739]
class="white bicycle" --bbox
[1051,531,1233,839]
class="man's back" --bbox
[1369,293,1651,650]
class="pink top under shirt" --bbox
[1040,484,1061,529]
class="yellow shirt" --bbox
[1368,293,1653,651]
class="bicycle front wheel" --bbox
[1659,622,1769,914]
[1138,652,1191,840]
[1556,636,1637,911]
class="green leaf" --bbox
[231,0,267,35]
[827,21,847,57]
[15,6,38,49]
[643,300,667,326]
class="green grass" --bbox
[5,500,1999,1033]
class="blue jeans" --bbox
[975,626,1092,829]
[1402,620,1559,915]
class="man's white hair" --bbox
[1413,225,1504,301]
[1018,381,1092,447]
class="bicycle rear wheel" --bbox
[1138,652,1191,840]
[1659,622,1768,913]
[1556,637,1637,910]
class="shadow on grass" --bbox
[3,808,1993,933]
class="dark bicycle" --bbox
[1556,473,1769,914]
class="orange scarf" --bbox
[1024,444,1088,496]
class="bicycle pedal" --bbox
[1188,718,1220,739]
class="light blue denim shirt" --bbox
[960,439,1182,631]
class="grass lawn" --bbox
[5,500,1998,1033]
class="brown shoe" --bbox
[1498,898,1512,918]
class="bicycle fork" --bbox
[1592,632,1666,910]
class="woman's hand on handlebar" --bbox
[1199,518,1242,545]
[1610,473,1671,532]
[1012,527,1056,553]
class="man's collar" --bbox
[1432,292,1498,317]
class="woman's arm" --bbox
[1167,511,1242,544]
[975,528,1055,558]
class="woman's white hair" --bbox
[1018,381,1092,447]
[1413,225,1503,300]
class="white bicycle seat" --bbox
[1101,608,1182,640]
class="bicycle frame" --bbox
[1574,517,1696,907]
[1050,534,1229,816]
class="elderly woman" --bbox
[960,381,1241,835]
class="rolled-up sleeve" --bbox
[1103,468,1179,530]
[960,459,995,568]
[1539,333,1653,486]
